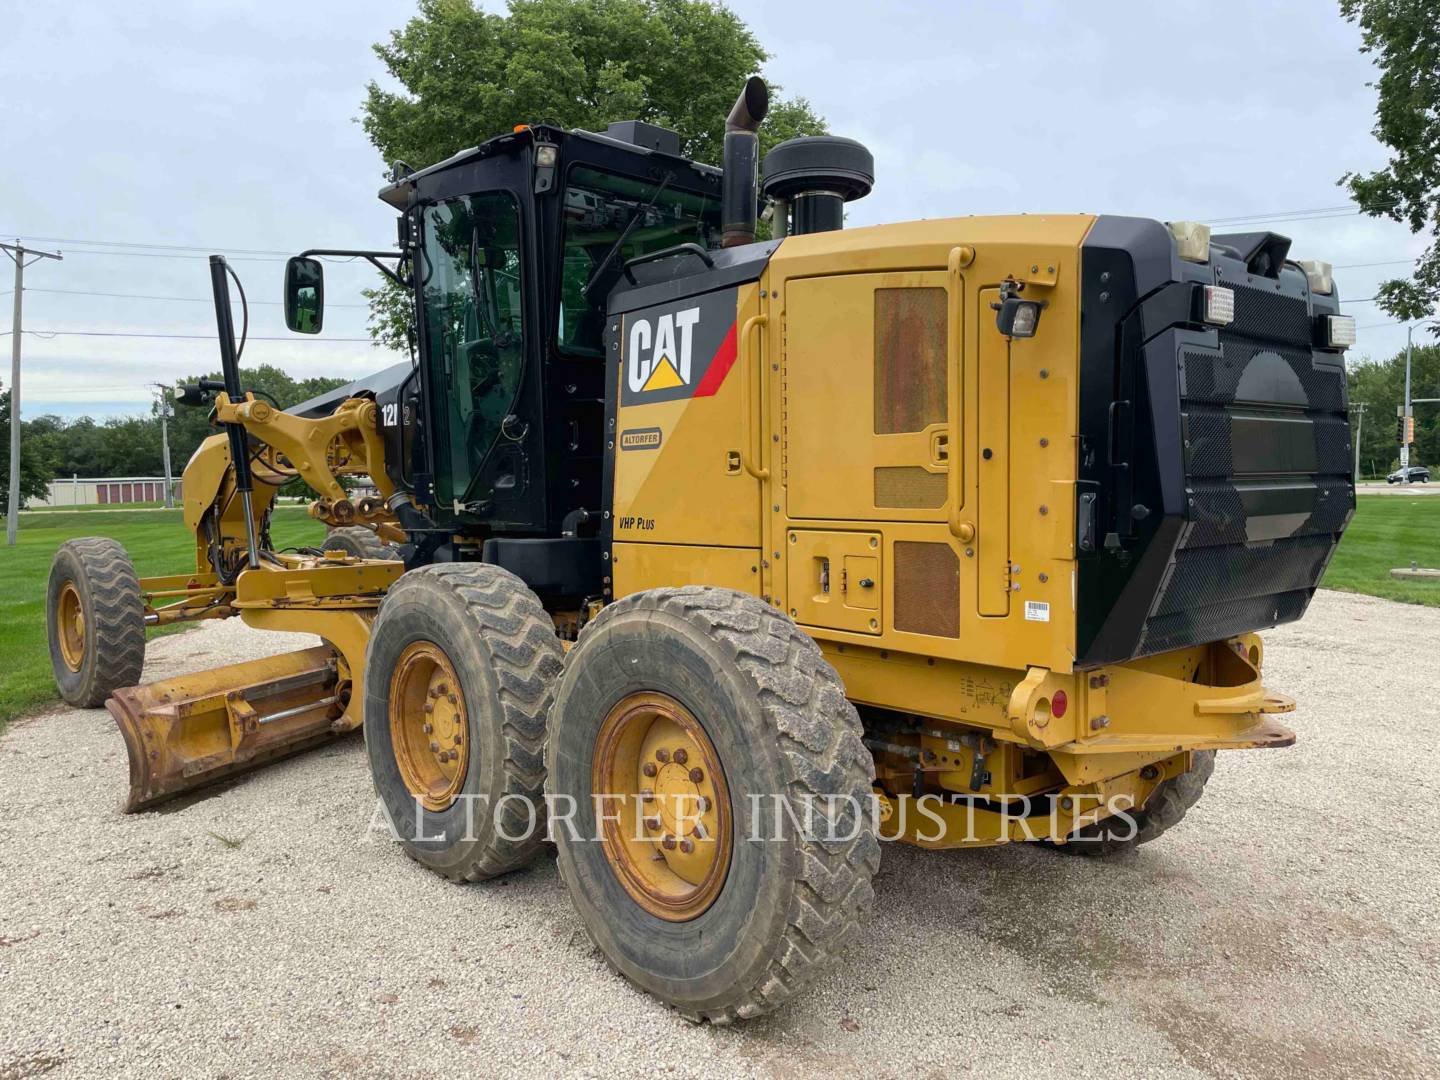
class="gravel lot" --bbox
[1,589,1436,1079]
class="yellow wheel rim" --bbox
[57,581,86,672]
[593,692,732,922]
[389,642,469,813]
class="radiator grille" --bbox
[874,288,947,434]
[874,466,947,509]
[893,541,959,638]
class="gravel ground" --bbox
[0,589,1436,1080]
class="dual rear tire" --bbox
[366,579,880,1022]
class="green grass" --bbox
[1321,495,1440,606]
[0,507,325,731]
[23,501,168,512]
[0,497,1433,734]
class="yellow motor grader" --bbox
[47,78,1356,1022]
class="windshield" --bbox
[420,192,524,505]
[557,166,718,355]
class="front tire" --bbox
[547,587,880,1023]
[47,538,146,707]
[363,564,563,881]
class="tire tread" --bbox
[558,586,879,1024]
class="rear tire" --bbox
[47,538,146,707]
[363,564,563,881]
[322,525,398,561]
[547,587,880,1023]
[1053,751,1216,857]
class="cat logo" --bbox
[628,307,700,393]
[619,288,739,407]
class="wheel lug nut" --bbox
[640,788,654,801]
[642,762,657,778]
[429,741,439,752]
[696,797,709,813]
[447,694,458,705]
[422,723,433,734]
[661,835,677,851]
[694,822,708,840]
[673,748,688,765]
[453,734,463,746]
[655,748,670,763]
[679,838,694,854]
[436,683,448,695]
[689,767,703,783]
[424,703,435,714]
[644,816,661,831]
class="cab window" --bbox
[420,192,524,503]
[557,166,718,355]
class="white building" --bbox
[35,476,175,508]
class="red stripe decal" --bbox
[692,321,738,398]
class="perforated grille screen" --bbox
[874,288,946,434]
[874,466,947,509]
[894,541,960,638]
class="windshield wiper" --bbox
[468,228,513,348]
[581,174,673,302]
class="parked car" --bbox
[1387,465,1431,484]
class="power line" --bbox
[1200,204,1354,224]
[19,286,371,308]
[0,232,381,264]
[10,328,375,342]
[1334,259,1415,269]
[2,234,295,256]
[42,248,355,264]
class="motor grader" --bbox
[47,77,1356,1022]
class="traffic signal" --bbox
[1398,416,1407,443]
[1405,415,1416,444]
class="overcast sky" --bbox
[0,0,1421,421]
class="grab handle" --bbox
[946,245,970,540]
[739,313,770,480]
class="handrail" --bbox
[946,246,973,541]
[739,313,770,480]
[621,242,715,283]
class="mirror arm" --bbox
[299,249,407,289]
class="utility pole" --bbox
[1352,401,1366,481]
[1401,324,1414,473]
[2,241,63,546]
[151,383,175,508]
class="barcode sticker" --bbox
[1024,600,1050,623]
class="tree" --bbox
[1339,1,1440,329]
[0,383,56,511]
[1346,345,1440,476]
[360,0,827,350]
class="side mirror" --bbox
[284,256,324,334]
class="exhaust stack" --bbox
[721,76,770,248]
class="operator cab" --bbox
[287,120,723,564]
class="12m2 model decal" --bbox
[621,287,738,406]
